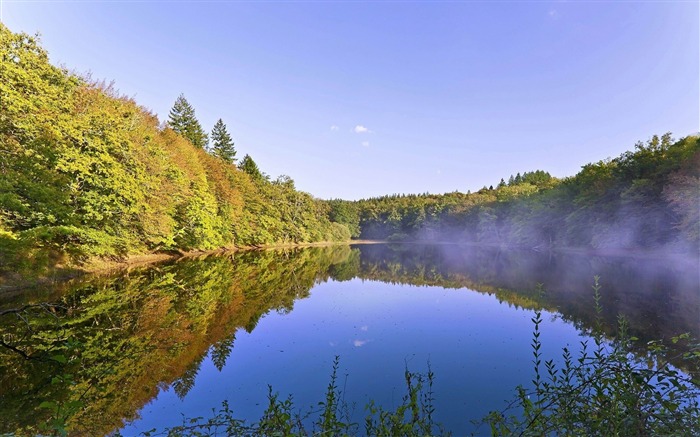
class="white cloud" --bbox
[354,125,370,134]
[548,9,559,19]
[330,125,339,131]
[361,141,370,147]
[360,325,368,331]
[353,339,368,347]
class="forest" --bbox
[0,25,350,276]
[1,21,699,437]
[327,134,699,253]
[1,23,698,278]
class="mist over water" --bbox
[398,203,700,258]
[349,135,700,263]
[1,244,698,435]
[352,244,700,343]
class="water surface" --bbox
[0,244,697,435]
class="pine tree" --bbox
[239,154,263,180]
[210,119,236,163]
[168,94,208,149]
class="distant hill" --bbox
[327,133,699,253]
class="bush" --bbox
[480,277,700,436]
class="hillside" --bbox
[327,133,699,253]
[0,25,350,274]
[1,23,697,279]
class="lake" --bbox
[0,244,698,435]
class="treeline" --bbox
[2,22,697,270]
[328,134,699,252]
[0,25,350,269]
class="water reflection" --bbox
[351,244,699,345]
[0,244,697,435]
[0,246,352,435]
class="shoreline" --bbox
[1,239,696,294]
[0,240,377,294]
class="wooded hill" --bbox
[327,133,699,253]
[1,23,697,276]
[0,25,350,272]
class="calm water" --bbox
[0,244,698,435]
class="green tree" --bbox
[210,118,236,164]
[239,154,263,181]
[168,94,208,149]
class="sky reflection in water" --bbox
[123,277,587,435]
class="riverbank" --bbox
[0,240,377,294]
[2,239,696,295]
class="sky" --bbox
[1,0,698,200]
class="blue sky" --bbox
[2,1,698,200]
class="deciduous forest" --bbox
[1,23,698,277]
[327,135,699,252]
[2,21,700,437]
[0,25,350,275]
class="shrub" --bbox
[480,277,700,436]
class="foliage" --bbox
[238,154,264,181]
[325,199,361,238]
[0,24,350,272]
[168,94,208,149]
[209,118,236,164]
[121,357,443,437]
[348,135,699,253]
[481,278,700,436]
[3,20,696,270]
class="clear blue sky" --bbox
[2,1,698,200]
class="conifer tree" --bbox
[210,119,236,163]
[168,94,208,149]
[239,154,263,180]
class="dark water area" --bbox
[0,244,697,435]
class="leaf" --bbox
[51,354,67,363]
[38,401,56,410]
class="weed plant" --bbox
[134,356,444,437]
[480,277,700,436]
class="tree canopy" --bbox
[0,22,697,274]
[0,24,351,272]
[338,136,699,252]
[238,154,263,180]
